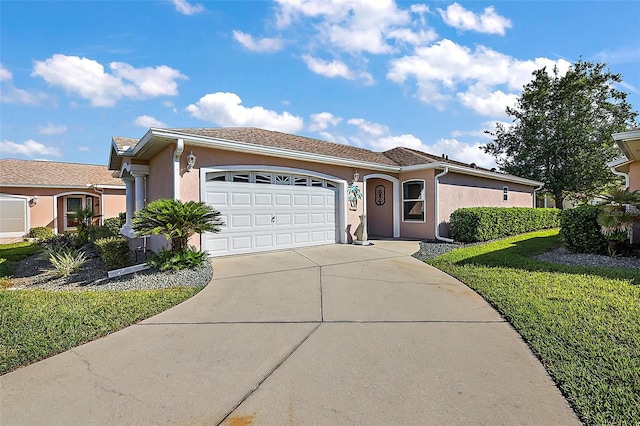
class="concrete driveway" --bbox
[0,241,579,425]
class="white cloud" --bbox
[134,115,167,128]
[37,123,67,135]
[31,54,187,107]
[0,64,12,81]
[0,139,62,157]
[308,112,342,132]
[186,92,304,133]
[275,0,434,54]
[428,138,496,168]
[0,85,50,105]
[78,146,90,152]
[302,55,373,84]
[438,3,512,35]
[172,0,204,15]
[457,84,518,117]
[387,39,571,115]
[233,30,285,53]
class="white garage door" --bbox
[0,195,28,239]
[203,171,338,256]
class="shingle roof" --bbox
[167,127,399,166]
[112,136,139,152]
[0,159,125,188]
[383,146,490,170]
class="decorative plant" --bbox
[132,199,224,252]
[46,248,87,278]
[67,206,101,245]
[596,188,640,251]
[348,182,363,211]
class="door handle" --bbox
[271,215,275,223]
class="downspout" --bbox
[610,167,630,189]
[434,166,454,243]
[88,184,105,225]
[533,184,544,208]
[173,138,184,200]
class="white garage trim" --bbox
[200,165,347,256]
[0,194,29,239]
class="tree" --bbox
[483,60,638,208]
[131,199,224,252]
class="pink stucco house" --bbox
[0,159,126,243]
[610,129,640,243]
[108,127,543,256]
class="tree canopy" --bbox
[483,60,638,208]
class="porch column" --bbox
[121,176,135,238]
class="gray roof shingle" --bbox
[0,159,124,187]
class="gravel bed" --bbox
[9,246,213,292]
[413,241,640,271]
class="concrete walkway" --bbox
[0,241,580,425]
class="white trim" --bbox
[401,179,426,223]
[51,191,97,233]
[200,165,348,244]
[612,130,640,141]
[363,174,400,238]
[434,167,454,243]
[0,184,124,189]
[0,194,30,239]
[403,162,542,187]
[173,139,184,200]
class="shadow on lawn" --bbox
[442,235,640,286]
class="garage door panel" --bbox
[204,180,338,256]
[232,193,251,205]
[255,214,272,227]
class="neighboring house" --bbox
[609,129,640,243]
[108,127,543,257]
[0,159,126,243]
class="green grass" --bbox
[0,242,42,287]
[0,287,202,375]
[428,229,640,425]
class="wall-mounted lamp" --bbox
[186,151,197,172]
[353,171,359,183]
[30,196,38,205]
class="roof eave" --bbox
[401,162,543,187]
[139,128,401,173]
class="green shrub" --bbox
[40,233,79,251]
[449,207,560,242]
[103,215,125,234]
[47,249,87,278]
[94,237,130,270]
[559,205,608,254]
[147,247,207,271]
[87,224,121,242]
[27,226,54,240]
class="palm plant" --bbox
[596,188,640,248]
[131,199,224,252]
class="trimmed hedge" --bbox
[450,207,560,243]
[27,226,54,240]
[94,237,130,270]
[559,205,608,254]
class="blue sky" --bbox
[1,0,639,169]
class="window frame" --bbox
[402,179,426,223]
[503,186,509,202]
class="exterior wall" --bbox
[629,161,640,192]
[397,169,436,240]
[146,144,175,203]
[101,189,126,219]
[0,186,125,241]
[437,172,534,237]
[172,145,392,246]
[365,178,393,237]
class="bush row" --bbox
[450,207,560,243]
[94,237,131,269]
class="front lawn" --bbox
[0,287,201,375]
[428,230,639,425]
[0,241,203,375]
[0,241,41,288]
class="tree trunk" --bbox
[554,191,565,210]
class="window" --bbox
[403,180,425,222]
[294,176,308,186]
[503,186,509,202]
[207,172,226,182]
[66,197,83,228]
[255,173,272,184]
[275,174,291,185]
[232,173,250,183]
